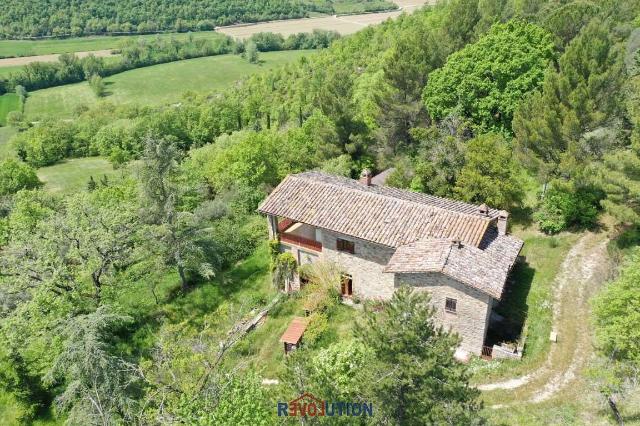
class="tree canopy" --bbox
[423,20,555,132]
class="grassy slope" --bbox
[0,93,20,125]
[118,239,359,378]
[469,233,578,381]
[36,157,126,194]
[25,50,310,120]
[0,31,226,58]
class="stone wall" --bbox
[320,230,396,300]
[395,273,492,355]
[280,225,493,355]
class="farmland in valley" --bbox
[24,50,311,120]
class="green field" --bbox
[36,157,126,193]
[0,93,20,125]
[25,50,310,120]
[333,0,397,14]
[0,65,23,78]
[0,127,17,160]
[0,31,228,58]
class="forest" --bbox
[1,0,640,424]
[0,0,395,39]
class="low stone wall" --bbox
[492,344,523,360]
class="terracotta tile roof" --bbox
[280,317,308,344]
[382,239,454,272]
[385,229,524,299]
[258,172,500,248]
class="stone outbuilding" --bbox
[259,171,524,357]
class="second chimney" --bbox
[360,168,372,186]
[497,210,509,235]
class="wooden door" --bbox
[341,274,353,297]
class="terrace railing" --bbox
[278,218,296,233]
[279,232,322,252]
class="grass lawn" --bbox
[0,93,20,125]
[469,232,579,383]
[0,127,17,160]
[25,50,311,120]
[0,31,227,58]
[36,157,126,194]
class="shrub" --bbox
[245,41,259,64]
[535,184,604,234]
[12,120,78,167]
[88,74,106,97]
[272,252,297,291]
[0,159,42,196]
[304,312,329,345]
[6,111,26,129]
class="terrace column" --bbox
[267,215,278,239]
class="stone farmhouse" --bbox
[258,170,524,357]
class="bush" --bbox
[12,120,78,167]
[304,312,329,345]
[535,184,604,234]
[6,111,26,129]
[245,41,259,64]
[0,159,42,196]
[88,74,106,97]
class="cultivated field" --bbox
[217,0,434,39]
[0,0,432,68]
[0,49,114,68]
[24,50,310,120]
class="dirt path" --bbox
[0,49,114,68]
[477,232,610,405]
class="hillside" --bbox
[1,0,640,425]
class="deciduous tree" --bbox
[424,20,555,132]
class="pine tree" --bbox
[356,287,484,425]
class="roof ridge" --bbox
[296,172,494,223]
[440,242,454,273]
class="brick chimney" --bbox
[497,210,509,236]
[360,168,372,186]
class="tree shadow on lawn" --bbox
[509,205,534,229]
[486,259,535,346]
[101,80,115,97]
